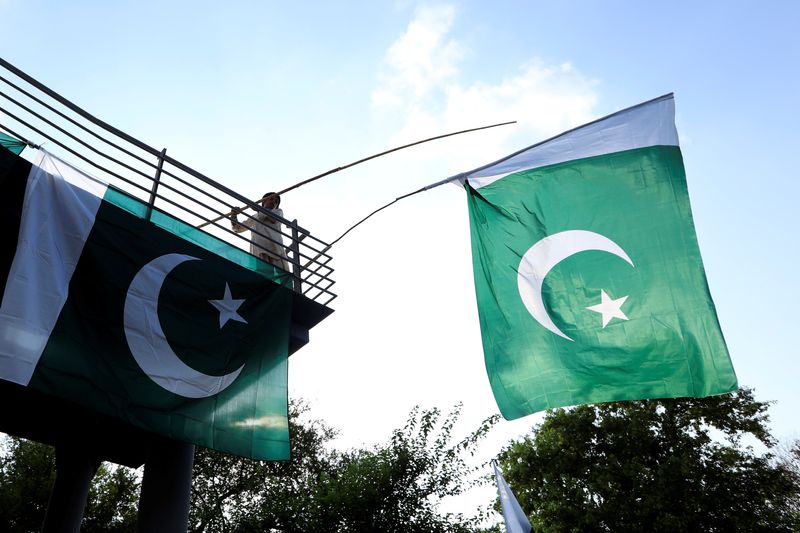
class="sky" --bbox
[2,0,799,519]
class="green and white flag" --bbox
[0,144,293,460]
[461,94,737,419]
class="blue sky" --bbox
[2,0,799,517]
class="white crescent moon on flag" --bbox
[517,230,634,341]
[124,253,244,398]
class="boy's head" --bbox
[261,192,280,209]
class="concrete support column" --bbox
[136,438,195,533]
[41,446,99,533]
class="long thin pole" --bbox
[197,120,515,229]
[277,120,515,196]
[323,93,678,251]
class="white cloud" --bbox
[371,3,599,176]
[371,4,462,108]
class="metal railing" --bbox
[0,57,336,306]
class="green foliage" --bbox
[190,403,498,533]
[778,439,800,517]
[190,399,339,532]
[292,404,496,533]
[0,436,139,532]
[0,401,497,532]
[0,436,56,532]
[82,463,140,532]
[496,388,800,532]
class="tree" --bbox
[286,404,496,533]
[190,399,339,532]
[82,463,140,533]
[190,403,498,533]
[778,438,800,517]
[0,401,497,532]
[0,435,139,532]
[496,388,800,532]
[0,436,56,532]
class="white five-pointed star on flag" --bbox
[208,282,248,328]
[586,289,629,328]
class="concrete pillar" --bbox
[41,446,99,533]
[136,438,195,533]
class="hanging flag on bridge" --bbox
[461,94,737,419]
[0,144,292,460]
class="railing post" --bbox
[144,148,167,221]
[290,220,302,293]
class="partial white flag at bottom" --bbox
[493,462,532,533]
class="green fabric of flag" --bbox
[0,132,26,155]
[0,145,292,460]
[464,94,737,419]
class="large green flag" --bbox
[464,94,737,419]
[0,145,293,460]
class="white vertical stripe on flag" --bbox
[0,151,107,385]
[468,94,678,189]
